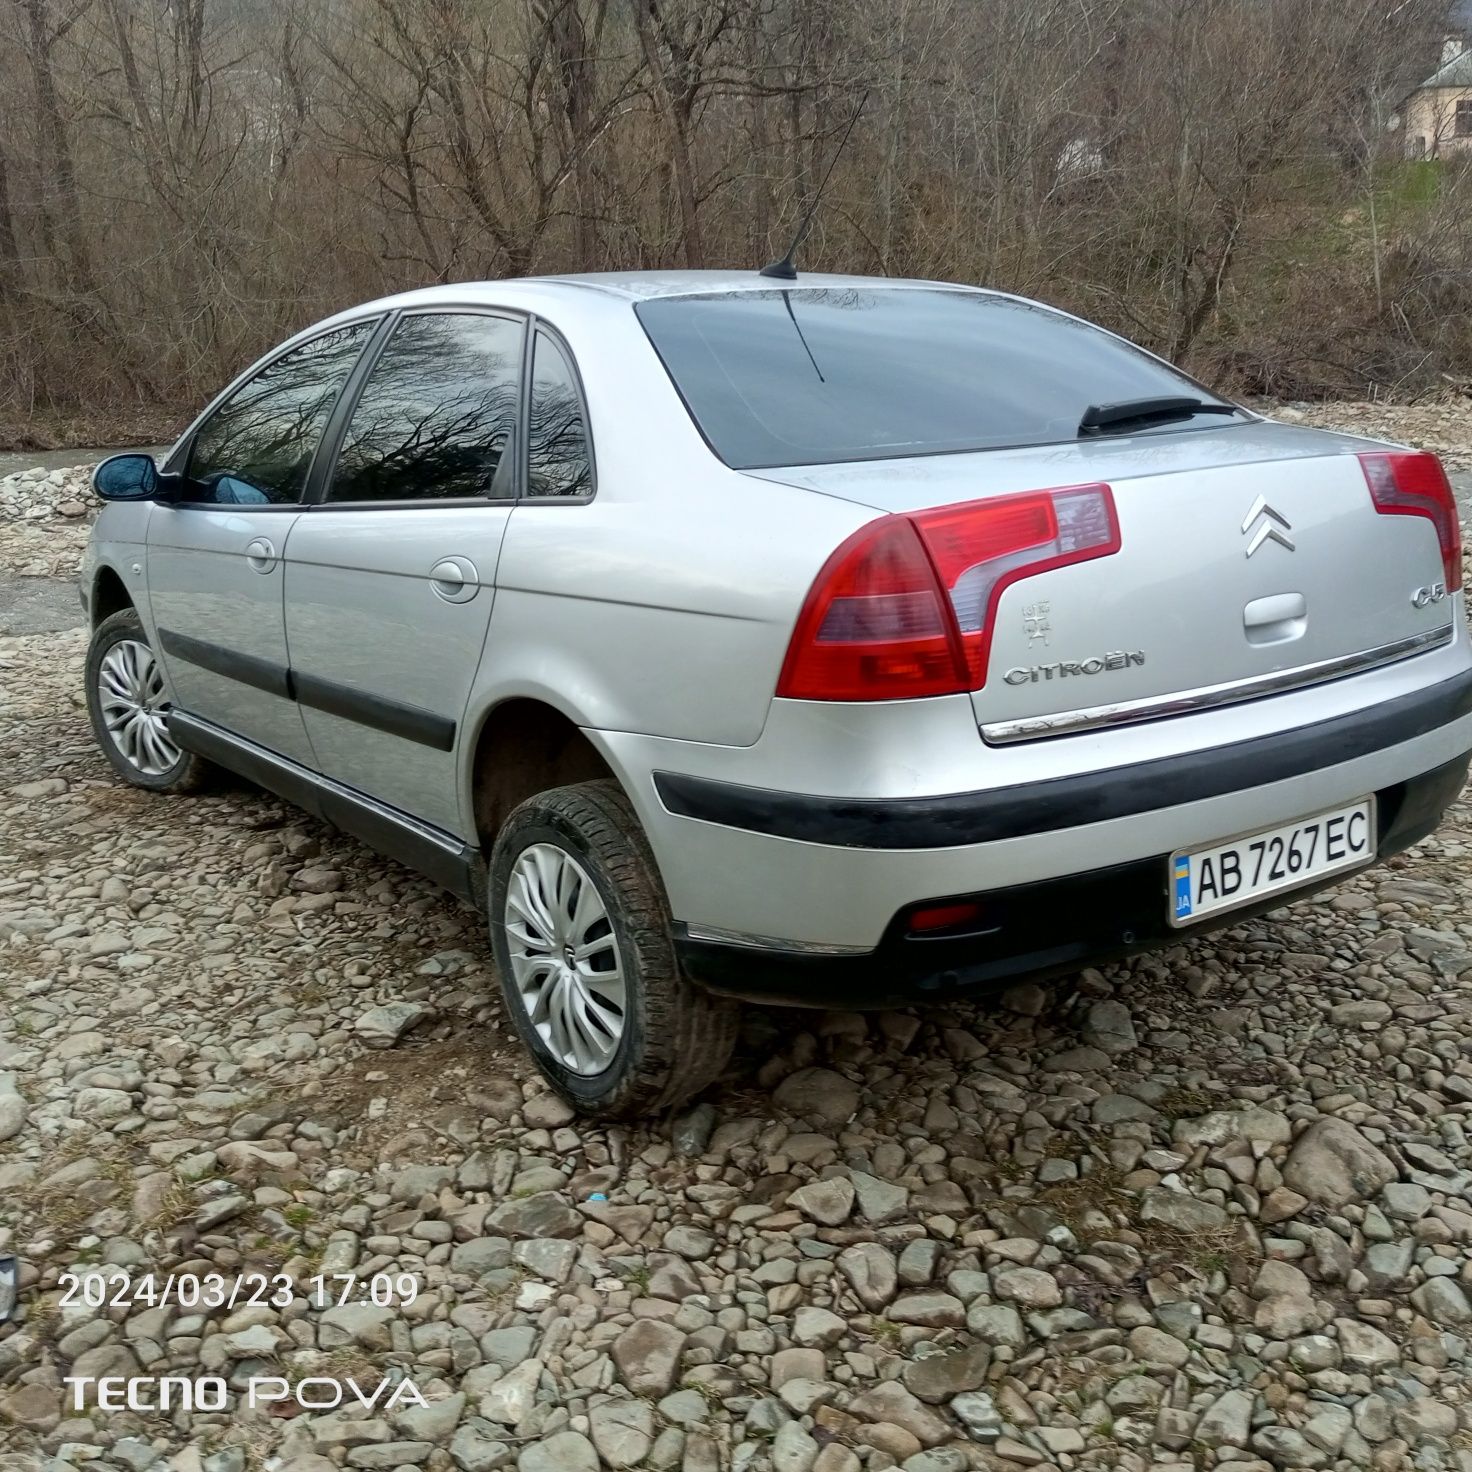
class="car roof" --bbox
[338,271,989,321]
[527,270,982,301]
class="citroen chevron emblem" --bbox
[1241,495,1294,557]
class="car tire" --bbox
[488,778,739,1117]
[85,608,212,794]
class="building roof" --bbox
[1415,42,1472,90]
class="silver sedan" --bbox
[81,271,1472,1114]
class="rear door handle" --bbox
[245,536,277,573]
[429,557,479,604]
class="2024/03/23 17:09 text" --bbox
[57,1270,420,1310]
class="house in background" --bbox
[1402,34,1472,157]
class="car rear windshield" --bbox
[635,287,1240,469]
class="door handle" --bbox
[429,557,480,604]
[1243,591,1306,646]
[245,537,277,573]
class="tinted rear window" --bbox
[636,288,1237,469]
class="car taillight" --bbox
[776,518,966,700]
[913,484,1120,688]
[778,484,1120,701]
[1359,451,1462,593]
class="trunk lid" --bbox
[749,421,1456,739]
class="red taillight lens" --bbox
[1359,451,1462,593]
[778,484,1120,701]
[913,484,1119,687]
[777,518,967,700]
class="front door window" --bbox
[187,322,374,504]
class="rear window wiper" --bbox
[1078,396,1240,437]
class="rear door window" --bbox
[636,288,1239,469]
[326,312,525,503]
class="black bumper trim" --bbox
[676,749,1471,1007]
[656,668,1472,849]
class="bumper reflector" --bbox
[907,901,985,934]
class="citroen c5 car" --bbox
[81,271,1472,1115]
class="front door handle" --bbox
[429,557,480,604]
[245,537,277,573]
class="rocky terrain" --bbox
[1263,400,1472,474]
[0,464,94,580]
[2,402,1472,1472]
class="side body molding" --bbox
[158,630,456,752]
[166,710,483,902]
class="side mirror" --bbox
[92,453,161,502]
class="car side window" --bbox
[326,312,524,504]
[526,330,593,499]
[187,322,374,505]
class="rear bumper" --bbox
[594,659,1472,964]
[674,749,1470,1007]
[654,667,1472,847]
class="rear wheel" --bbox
[488,779,739,1117]
[85,609,211,793]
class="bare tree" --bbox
[0,0,1468,433]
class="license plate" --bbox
[1169,798,1375,927]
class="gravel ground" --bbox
[3,406,1472,1472]
[1262,401,1472,474]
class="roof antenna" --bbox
[759,89,869,281]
